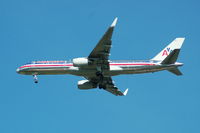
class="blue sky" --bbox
[1,0,200,133]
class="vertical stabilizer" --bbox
[152,38,185,61]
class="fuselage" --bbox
[16,60,183,77]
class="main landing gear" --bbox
[33,75,38,83]
[96,71,105,89]
[96,71,103,77]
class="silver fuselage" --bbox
[16,60,183,77]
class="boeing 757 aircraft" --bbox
[16,18,185,96]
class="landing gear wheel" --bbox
[96,71,103,81]
[33,75,38,83]
[99,85,105,90]
[96,71,102,77]
[99,85,103,89]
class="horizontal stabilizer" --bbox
[168,68,183,76]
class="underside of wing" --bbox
[85,76,128,96]
[101,77,128,96]
[88,18,118,62]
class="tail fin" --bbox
[151,38,185,62]
[161,49,180,64]
[151,38,185,76]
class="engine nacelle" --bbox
[78,80,97,90]
[72,57,90,67]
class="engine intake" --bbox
[78,80,97,89]
[72,57,91,67]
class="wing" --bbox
[101,77,128,96]
[86,76,128,96]
[88,17,118,69]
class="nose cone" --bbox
[16,68,21,74]
[16,67,24,74]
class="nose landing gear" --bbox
[33,75,38,83]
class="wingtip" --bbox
[123,88,129,96]
[111,17,118,27]
[176,37,185,41]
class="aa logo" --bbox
[162,47,172,56]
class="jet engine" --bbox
[78,80,97,89]
[72,57,91,67]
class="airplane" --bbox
[16,17,185,96]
